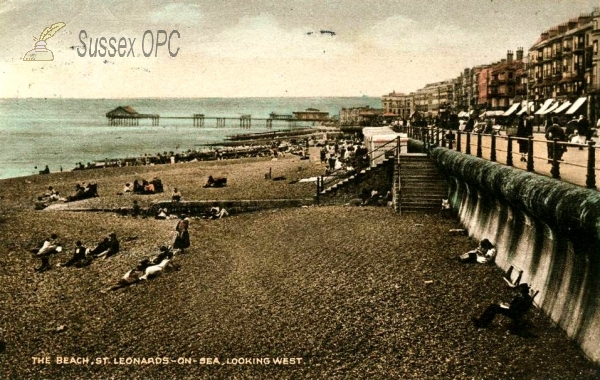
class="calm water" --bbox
[0,97,380,179]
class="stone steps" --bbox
[398,155,447,212]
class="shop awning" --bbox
[486,110,506,117]
[565,97,587,115]
[457,111,468,117]
[541,102,560,114]
[534,99,555,115]
[517,102,534,115]
[503,103,520,116]
[553,101,572,114]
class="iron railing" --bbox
[403,126,598,189]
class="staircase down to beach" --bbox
[398,153,448,213]
[317,151,448,212]
[318,158,393,197]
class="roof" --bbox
[106,106,138,117]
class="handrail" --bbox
[416,126,599,189]
[369,137,400,164]
[315,137,401,203]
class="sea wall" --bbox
[431,147,600,364]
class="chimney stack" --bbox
[516,47,523,61]
[507,50,514,63]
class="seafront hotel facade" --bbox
[383,8,600,123]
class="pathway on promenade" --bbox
[436,132,599,189]
[2,206,598,379]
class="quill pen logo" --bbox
[23,22,66,61]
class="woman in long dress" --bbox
[516,114,531,162]
[173,215,190,254]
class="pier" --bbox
[106,106,332,129]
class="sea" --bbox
[0,97,381,179]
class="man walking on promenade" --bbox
[577,114,590,147]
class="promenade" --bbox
[418,129,600,189]
[0,156,598,379]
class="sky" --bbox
[0,0,598,98]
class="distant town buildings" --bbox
[293,108,330,121]
[340,106,383,126]
[382,8,600,122]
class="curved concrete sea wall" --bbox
[431,147,600,364]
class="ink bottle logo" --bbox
[23,22,66,61]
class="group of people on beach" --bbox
[32,232,120,272]
[121,178,164,195]
[35,182,99,209]
[320,139,369,174]
[70,145,274,173]
[31,213,191,292]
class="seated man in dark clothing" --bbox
[150,246,174,265]
[151,178,163,193]
[95,233,120,259]
[133,180,144,194]
[66,184,85,202]
[61,240,89,268]
[83,182,99,198]
[89,237,110,257]
[472,283,534,329]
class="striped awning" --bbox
[565,97,587,115]
[541,102,560,114]
[503,103,520,116]
[553,101,572,114]
[534,99,555,115]
[517,101,534,115]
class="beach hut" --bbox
[362,127,407,167]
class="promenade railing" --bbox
[399,126,599,190]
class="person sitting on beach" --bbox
[143,180,155,194]
[35,197,49,210]
[93,233,120,259]
[83,182,99,198]
[204,175,227,188]
[171,188,182,202]
[133,180,144,194]
[472,283,534,330]
[209,206,229,220]
[151,178,164,193]
[205,175,216,187]
[132,200,141,217]
[60,240,90,268]
[173,215,190,254]
[33,233,61,272]
[123,183,132,194]
[155,207,168,220]
[458,238,497,264]
[106,259,152,291]
[66,183,85,202]
[88,237,109,257]
[42,186,60,201]
[150,245,174,265]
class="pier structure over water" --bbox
[106,106,332,129]
[106,106,159,126]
